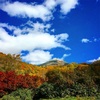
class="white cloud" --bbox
[44,0,57,10]
[0,21,51,35]
[22,50,53,65]
[53,53,71,61]
[0,1,52,21]
[56,33,69,42]
[44,0,78,14]
[0,0,78,21]
[87,57,100,63]
[0,23,16,31]
[61,53,71,60]
[81,38,91,43]
[0,22,70,55]
[81,38,100,43]
[57,0,78,14]
[33,22,51,32]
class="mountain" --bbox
[39,59,68,66]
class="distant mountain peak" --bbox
[39,59,68,66]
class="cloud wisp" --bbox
[81,38,91,43]
[87,57,100,63]
[81,38,100,43]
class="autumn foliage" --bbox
[0,52,100,99]
[0,71,45,97]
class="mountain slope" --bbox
[39,59,68,66]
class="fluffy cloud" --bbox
[57,0,78,14]
[87,57,100,63]
[81,38,91,43]
[0,0,78,21]
[0,1,52,21]
[0,27,70,54]
[22,50,53,65]
[44,0,57,10]
[44,0,78,14]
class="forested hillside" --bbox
[0,52,100,100]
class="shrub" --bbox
[1,88,34,100]
[1,95,20,100]
[46,69,66,85]
[87,87,98,96]
[33,82,55,99]
[70,83,88,96]
[53,83,69,98]
[33,82,71,99]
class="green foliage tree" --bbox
[33,82,55,99]
[46,69,66,85]
[1,88,33,100]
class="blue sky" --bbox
[0,0,100,64]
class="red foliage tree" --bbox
[0,71,46,97]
